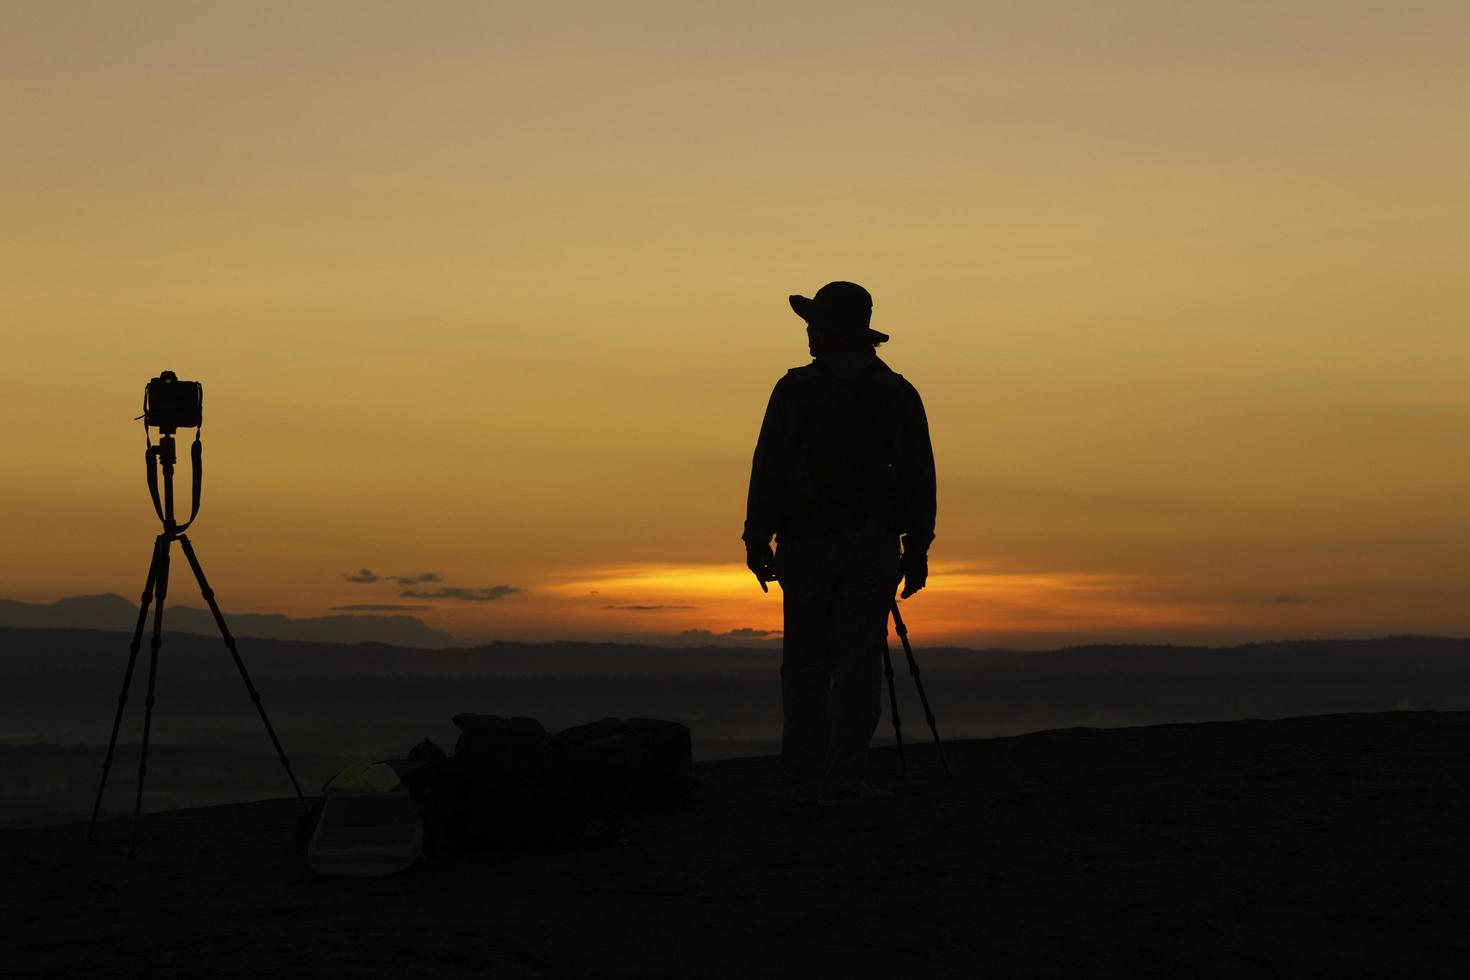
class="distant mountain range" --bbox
[0,594,456,648]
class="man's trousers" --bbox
[777,520,900,797]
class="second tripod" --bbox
[881,598,951,779]
[88,425,306,853]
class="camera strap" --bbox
[183,433,202,531]
[145,427,203,533]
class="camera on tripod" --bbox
[93,369,305,851]
[143,370,203,431]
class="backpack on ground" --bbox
[303,715,696,863]
[555,717,694,812]
[439,714,585,849]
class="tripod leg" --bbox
[177,535,307,811]
[130,537,172,854]
[891,601,951,780]
[88,536,164,840]
[882,635,906,772]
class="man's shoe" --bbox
[817,783,893,807]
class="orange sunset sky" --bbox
[3,2,1467,647]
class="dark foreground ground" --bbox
[5,711,1470,978]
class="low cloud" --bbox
[345,568,443,586]
[675,627,782,643]
[390,572,443,586]
[347,567,518,603]
[604,604,696,611]
[1271,594,1306,604]
[400,585,522,602]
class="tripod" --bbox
[88,428,306,852]
[881,599,951,779]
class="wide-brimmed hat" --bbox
[789,281,890,344]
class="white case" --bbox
[306,787,424,877]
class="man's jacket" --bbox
[743,354,936,549]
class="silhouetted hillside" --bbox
[8,712,1470,977]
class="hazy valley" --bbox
[4,623,1469,827]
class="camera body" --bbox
[144,371,203,431]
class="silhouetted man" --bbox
[744,281,936,804]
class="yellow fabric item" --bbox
[327,761,402,793]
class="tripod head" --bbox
[139,370,205,535]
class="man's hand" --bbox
[746,541,779,593]
[899,548,928,599]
